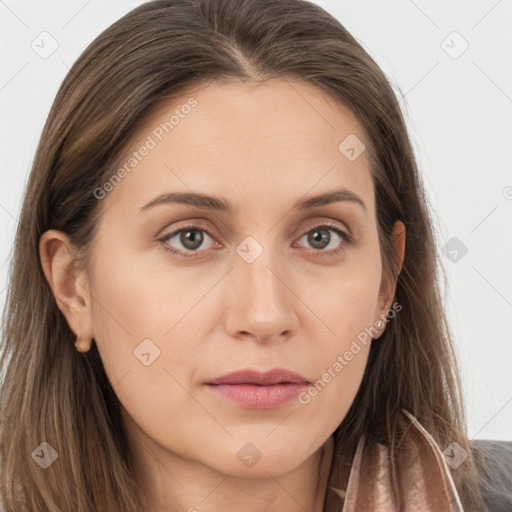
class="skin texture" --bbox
[40,78,405,511]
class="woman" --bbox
[0,0,510,510]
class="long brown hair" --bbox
[0,0,485,509]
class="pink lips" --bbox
[205,368,310,409]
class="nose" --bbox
[224,244,299,345]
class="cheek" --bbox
[299,290,374,429]
[88,252,203,443]
[311,255,382,343]
[90,247,183,340]
[298,261,380,417]
[88,248,200,393]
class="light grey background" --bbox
[1,0,511,440]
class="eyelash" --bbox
[157,222,353,260]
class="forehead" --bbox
[138,78,366,151]
[102,78,374,217]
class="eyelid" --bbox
[300,217,352,237]
[156,218,354,259]
[157,221,219,253]
[292,222,353,256]
[157,216,351,240]
[156,219,214,239]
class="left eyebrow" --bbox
[138,187,367,217]
[294,188,367,216]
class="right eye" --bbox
[158,224,219,259]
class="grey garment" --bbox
[472,439,512,511]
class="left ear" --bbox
[374,220,406,338]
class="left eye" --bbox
[296,224,350,254]
[158,223,351,259]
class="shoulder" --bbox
[471,439,512,512]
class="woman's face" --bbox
[80,79,403,479]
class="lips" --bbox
[204,368,311,409]
[205,368,311,386]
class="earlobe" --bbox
[39,230,94,340]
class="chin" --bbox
[200,439,311,478]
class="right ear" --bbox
[39,230,94,341]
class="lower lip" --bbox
[205,383,308,409]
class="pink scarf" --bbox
[325,410,465,511]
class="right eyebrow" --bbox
[139,191,238,215]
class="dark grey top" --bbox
[473,439,512,511]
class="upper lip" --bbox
[206,368,310,386]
